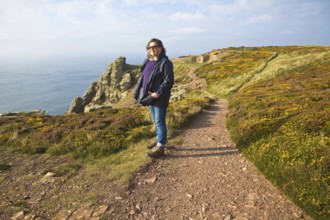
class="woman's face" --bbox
[148,42,162,58]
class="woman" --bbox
[134,38,174,158]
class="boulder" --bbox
[66,57,139,114]
[66,97,84,114]
[0,109,45,117]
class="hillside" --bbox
[0,45,329,219]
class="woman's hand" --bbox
[148,91,159,99]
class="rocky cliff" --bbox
[66,57,140,114]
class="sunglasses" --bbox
[147,45,159,50]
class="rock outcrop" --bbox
[0,110,45,117]
[173,49,225,64]
[66,57,140,114]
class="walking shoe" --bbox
[146,141,157,149]
[147,146,165,158]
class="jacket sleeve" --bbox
[133,74,143,100]
[133,59,148,100]
[155,59,174,97]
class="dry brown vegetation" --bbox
[0,45,329,219]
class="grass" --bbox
[0,163,12,171]
[173,63,193,85]
[0,92,212,217]
[0,96,212,178]
[1,107,152,159]
[1,45,329,219]
[84,139,153,185]
[195,47,274,97]
[223,46,330,220]
[45,163,82,177]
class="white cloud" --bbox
[171,27,207,34]
[170,11,206,21]
[245,14,273,24]
[0,0,329,61]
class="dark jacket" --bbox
[134,53,174,108]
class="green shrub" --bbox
[167,97,213,129]
[0,107,151,160]
[227,51,330,219]
[1,45,329,219]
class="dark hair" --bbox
[146,38,167,54]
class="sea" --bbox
[0,55,143,115]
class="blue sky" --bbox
[1,0,329,62]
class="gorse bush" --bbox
[0,97,212,161]
[225,46,330,219]
[167,97,212,129]
[196,46,330,98]
[0,108,152,160]
[195,48,274,97]
[1,45,329,219]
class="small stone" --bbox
[12,211,25,220]
[23,213,36,220]
[242,167,247,171]
[226,203,237,210]
[70,207,94,219]
[45,172,55,177]
[135,204,142,212]
[23,195,31,200]
[164,207,172,212]
[186,194,193,199]
[202,202,208,213]
[223,214,232,220]
[219,172,227,177]
[92,205,109,217]
[52,210,74,220]
[115,196,122,200]
[234,213,250,220]
[83,203,94,208]
[144,176,157,184]
[292,211,302,218]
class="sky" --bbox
[0,0,329,63]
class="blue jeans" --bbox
[149,106,167,146]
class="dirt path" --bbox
[1,61,313,219]
[108,99,310,220]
